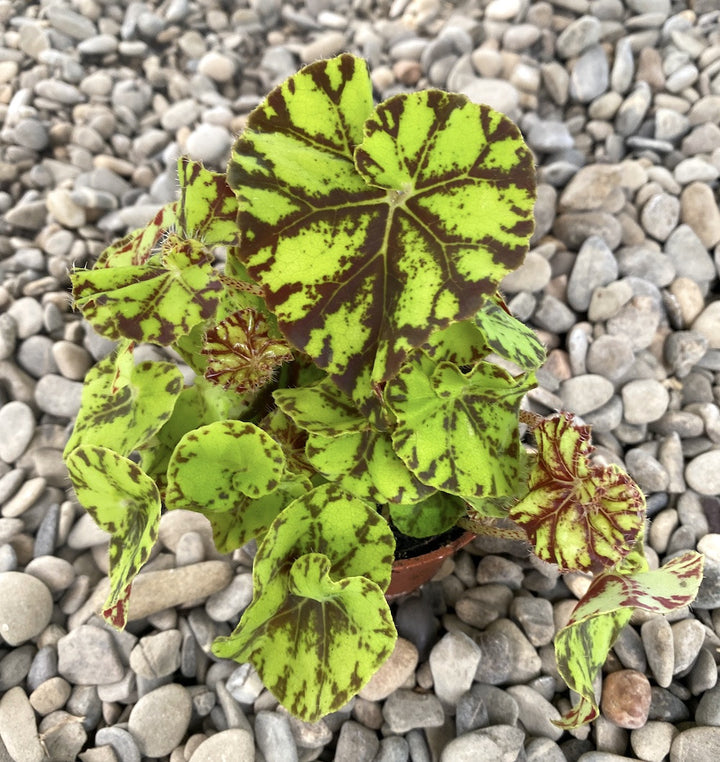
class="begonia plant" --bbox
[63,54,703,728]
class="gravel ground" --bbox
[1,0,720,760]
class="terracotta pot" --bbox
[386,530,476,599]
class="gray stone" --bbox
[0,686,44,762]
[665,225,716,284]
[630,721,677,762]
[188,729,255,761]
[500,251,551,293]
[255,711,298,762]
[94,726,141,762]
[440,726,525,762]
[186,124,232,165]
[57,625,125,685]
[569,45,609,102]
[670,727,720,761]
[34,375,83,418]
[375,736,410,762]
[128,683,192,757]
[506,685,563,740]
[641,617,674,688]
[664,331,709,378]
[334,720,378,761]
[533,294,577,333]
[641,193,680,242]
[685,451,720,495]
[617,247,675,288]
[567,236,618,311]
[382,690,445,733]
[611,37,634,94]
[615,82,652,136]
[456,690,489,736]
[0,401,35,463]
[429,630,482,707]
[474,619,542,685]
[6,297,43,339]
[625,449,668,493]
[672,618,705,676]
[560,374,614,415]
[0,644,34,691]
[226,662,265,704]
[554,212,622,250]
[586,334,635,381]
[205,572,253,621]
[556,16,601,58]
[129,629,182,679]
[607,295,661,351]
[0,571,53,645]
[509,597,554,647]
[621,379,670,424]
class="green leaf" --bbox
[274,377,366,437]
[258,408,314,480]
[229,53,536,413]
[65,446,161,629]
[72,235,223,345]
[555,551,704,729]
[306,426,435,505]
[203,308,293,394]
[137,378,251,485]
[95,201,179,268]
[203,478,311,554]
[422,318,490,367]
[63,342,184,458]
[389,491,466,538]
[475,296,546,370]
[509,413,646,573]
[211,484,396,721]
[386,353,534,498]
[165,420,287,546]
[176,157,240,246]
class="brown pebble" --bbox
[601,669,652,729]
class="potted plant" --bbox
[63,54,703,728]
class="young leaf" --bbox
[137,379,251,486]
[65,446,161,629]
[203,308,293,394]
[389,491,466,538]
[64,342,184,458]
[509,413,646,573]
[258,408,314,480]
[166,420,286,508]
[211,484,396,721]
[386,353,534,498]
[96,201,179,268]
[274,377,368,437]
[475,296,546,370]
[229,53,535,413]
[555,551,704,729]
[306,426,435,505]
[72,236,223,345]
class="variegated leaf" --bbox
[65,446,161,629]
[229,53,535,414]
[64,342,184,458]
[389,491,466,538]
[212,484,396,721]
[509,413,646,573]
[555,551,704,729]
[386,353,534,498]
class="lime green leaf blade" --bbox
[475,296,546,370]
[203,308,293,394]
[204,478,311,554]
[66,446,161,629]
[386,355,534,498]
[509,413,646,573]
[95,202,179,268]
[72,236,223,345]
[212,484,396,721]
[166,420,286,513]
[554,551,704,729]
[274,377,367,437]
[137,379,251,485]
[306,427,435,505]
[389,491,466,538]
[63,343,184,458]
[176,157,240,246]
[422,318,490,367]
[229,53,535,412]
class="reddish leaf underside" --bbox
[509,413,645,573]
